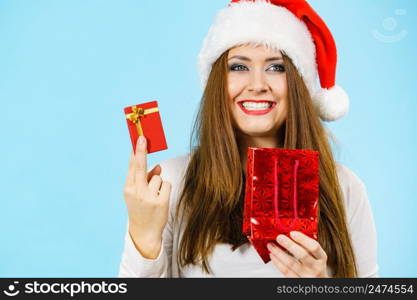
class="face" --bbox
[227,44,289,138]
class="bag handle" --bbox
[274,158,299,231]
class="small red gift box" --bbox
[124,101,168,154]
[242,147,320,263]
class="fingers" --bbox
[269,252,299,278]
[134,136,148,186]
[125,151,136,187]
[289,231,327,260]
[276,234,316,266]
[158,181,172,200]
[147,165,161,182]
[268,243,302,277]
[148,175,163,195]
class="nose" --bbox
[247,69,268,93]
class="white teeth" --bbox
[241,102,273,110]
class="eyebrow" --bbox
[227,55,283,62]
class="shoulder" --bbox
[334,163,379,277]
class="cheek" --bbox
[271,76,288,98]
[270,77,289,120]
[227,74,245,100]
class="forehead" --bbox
[228,44,282,59]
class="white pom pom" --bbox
[313,85,350,122]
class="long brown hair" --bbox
[174,46,357,277]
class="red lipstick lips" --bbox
[237,100,277,116]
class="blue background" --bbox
[1,0,416,277]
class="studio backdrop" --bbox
[0,0,416,277]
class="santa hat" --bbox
[197,0,349,122]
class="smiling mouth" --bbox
[237,100,277,115]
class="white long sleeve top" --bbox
[118,153,379,277]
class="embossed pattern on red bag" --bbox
[242,147,319,263]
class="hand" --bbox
[267,231,329,278]
[123,136,172,258]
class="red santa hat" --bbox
[197,0,349,122]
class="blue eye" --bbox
[268,64,285,73]
[228,63,285,72]
[229,64,248,71]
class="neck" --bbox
[238,131,284,177]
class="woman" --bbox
[119,0,378,277]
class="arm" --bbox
[340,165,379,277]
[118,214,173,277]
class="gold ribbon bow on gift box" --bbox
[125,105,159,136]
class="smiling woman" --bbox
[119,0,378,278]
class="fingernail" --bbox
[277,235,286,243]
[139,135,145,145]
[138,136,146,150]
[290,231,300,238]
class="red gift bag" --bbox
[124,101,168,154]
[242,147,320,263]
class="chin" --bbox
[238,126,277,137]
